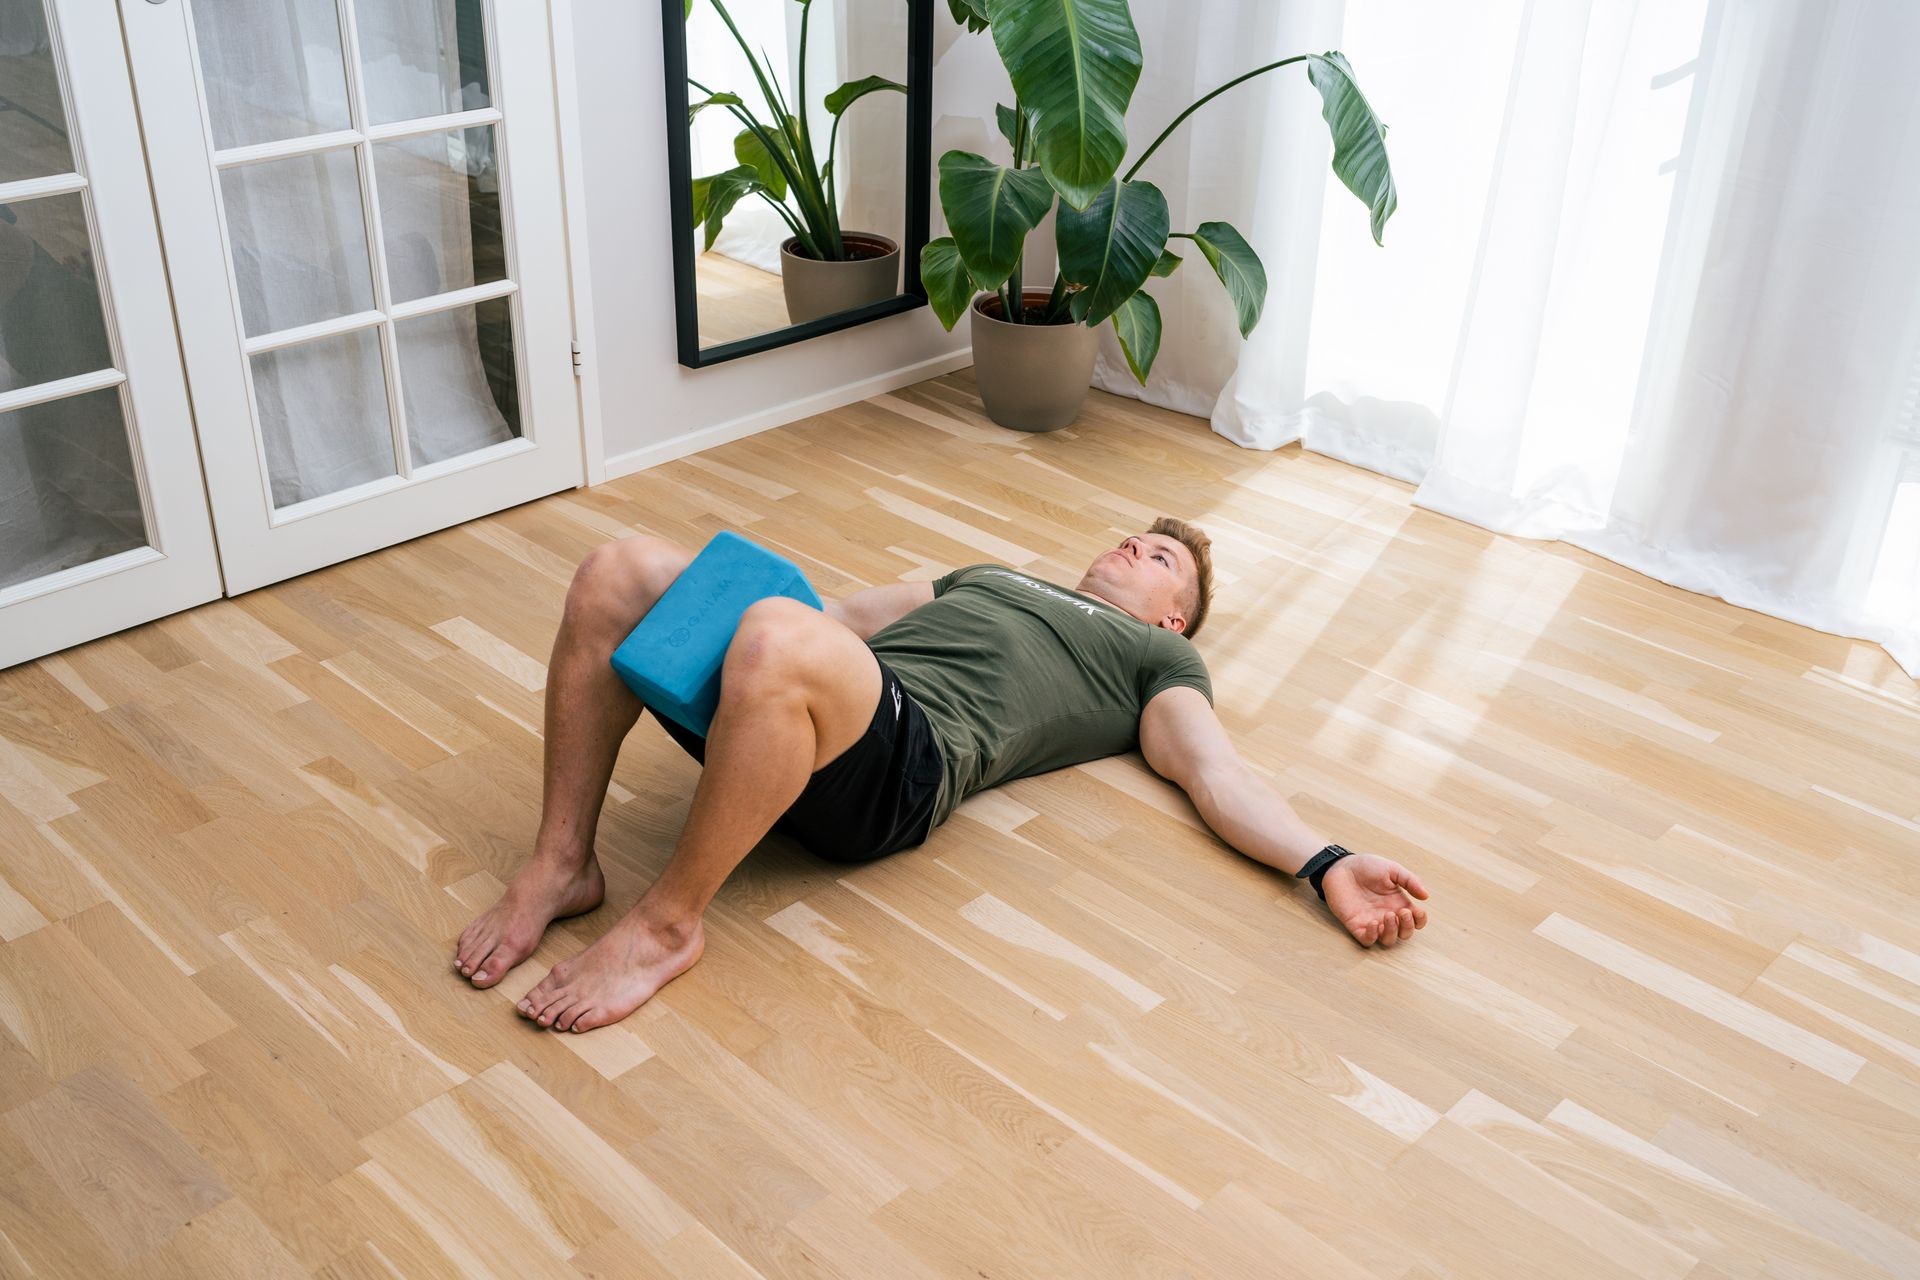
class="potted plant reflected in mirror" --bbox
[924,0,1399,432]
[687,0,906,326]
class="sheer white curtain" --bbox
[193,0,514,507]
[1,0,144,586]
[1104,0,1920,677]
[837,1,908,245]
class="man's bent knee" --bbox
[723,598,832,687]
[567,537,692,626]
[718,599,882,767]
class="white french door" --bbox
[122,0,583,593]
[0,0,221,668]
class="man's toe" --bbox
[475,938,533,987]
[470,945,508,986]
[532,984,571,1023]
[522,970,559,1007]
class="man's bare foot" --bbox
[454,856,606,987]
[516,909,705,1032]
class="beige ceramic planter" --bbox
[970,290,1096,432]
[780,232,900,325]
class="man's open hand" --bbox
[1322,853,1429,948]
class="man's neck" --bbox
[1071,581,1141,622]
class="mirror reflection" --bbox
[682,0,909,350]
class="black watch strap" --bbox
[1295,844,1354,902]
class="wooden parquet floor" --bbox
[1,371,1918,1278]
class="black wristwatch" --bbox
[1295,844,1354,902]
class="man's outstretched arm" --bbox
[824,581,935,641]
[1138,686,1430,948]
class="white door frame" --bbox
[121,0,585,595]
[549,0,609,488]
[0,0,221,669]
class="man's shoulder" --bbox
[1141,624,1212,679]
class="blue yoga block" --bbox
[609,531,822,737]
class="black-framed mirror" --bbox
[663,0,931,368]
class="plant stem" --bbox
[754,189,808,240]
[789,7,843,256]
[1044,273,1072,322]
[1122,55,1309,183]
[795,5,811,161]
[1004,99,1029,322]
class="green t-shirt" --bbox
[868,563,1213,829]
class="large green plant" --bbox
[687,0,905,261]
[923,0,1397,383]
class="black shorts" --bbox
[648,653,945,863]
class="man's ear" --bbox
[1160,612,1187,634]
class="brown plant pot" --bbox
[780,232,900,325]
[970,290,1096,432]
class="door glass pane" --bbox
[355,0,491,125]
[0,194,113,392]
[221,150,375,338]
[0,388,146,589]
[397,296,518,465]
[251,327,395,506]
[0,0,73,182]
[189,0,352,150]
[374,126,504,304]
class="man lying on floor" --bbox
[453,517,1432,1032]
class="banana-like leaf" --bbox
[733,127,788,200]
[938,150,1055,290]
[688,90,742,123]
[824,74,906,117]
[947,0,989,31]
[1110,290,1161,383]
[1175,221,1265,337]
[986,0,1141,209]
[1306,52,1396,245]
[1055,178,1168,326]
[1149,248,1180,277]
[692,164,765,250]
[920,238,977,330]
[685,0,693,17]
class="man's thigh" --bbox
[648,602,879,758]
[720,597,883,773]
[649,653,939,861]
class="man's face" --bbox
[1083,532,1195,632]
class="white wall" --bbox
[560,1,1013,478]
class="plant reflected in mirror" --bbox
[682,0,913,343]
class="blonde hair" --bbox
[1150,516,1214,640]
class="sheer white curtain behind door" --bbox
[1105,0,1920,677]
[197,0,513,507]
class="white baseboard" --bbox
[598,348,974,482]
